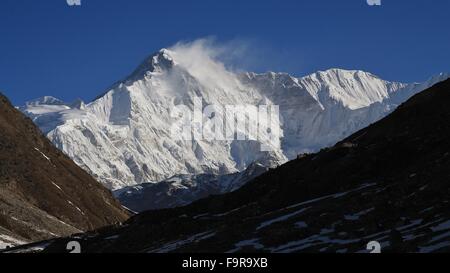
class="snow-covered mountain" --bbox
[20,43,449,191]
[240,70,449,159]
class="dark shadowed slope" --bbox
[115,162,270,212]
[10,78,450,253]
[0,93,129,246]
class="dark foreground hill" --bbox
[8,78,450,253]
[0,93,129,246]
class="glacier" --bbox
[115,162,269,212]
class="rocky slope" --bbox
[0,93,129,249]
[115,162,270,212]
[15,78,450,253]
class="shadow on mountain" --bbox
[8,79,450,253]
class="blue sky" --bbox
[0,0,449,105]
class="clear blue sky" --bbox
[1,0,449,105]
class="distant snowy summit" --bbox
[20,46,449,191]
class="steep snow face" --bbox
[22,47,286,190]
[20,45,449,190]
[241,70,449,159]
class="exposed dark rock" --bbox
[0,93,129,245]
[7,79,450,253]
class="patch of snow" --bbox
[67,200,85,215]
[431,220,450,232]
[227,239,265,253]
[0,235,28,250]
[192,213,210,219]
[34,147,51,162]
[51,180,63,191]
[148,231,216,253]
[5,242,51,253]
[269,234,361,253]
[295,221,308,229]
[420,241,450,253]
[285,183,377,211]
[257,207,310,230]
[344,208,375,221]
[211,205,247,217]
[104,235,120,240]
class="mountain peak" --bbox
[26,96,66,106]
[425,72,449,85]
[69,98,86,110]
[316,68,379,80]
[19,47,448,192]
[127,48,175,82]
[153,48,175,68]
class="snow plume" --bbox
[166,39,282,152]
[168,38,251,71]
[167,38,251,92]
